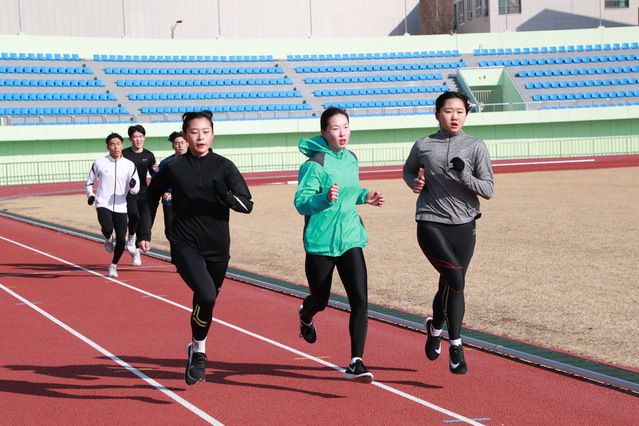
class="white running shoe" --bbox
[104,237,114,253]
[132,249,142,266]
[126,233,137,254]
[108,263,118,278]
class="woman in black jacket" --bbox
[140,110,253,386]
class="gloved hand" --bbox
[450,157,465,172]
[129,177,136,188]
[87,195,95,205]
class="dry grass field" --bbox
[1,167,638,369]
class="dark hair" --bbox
[182,110,214,133]
[105,132,123,144]
[168,131,184,143]
[128,124,146,138]
[435,91,472,114]
[320,107,349,131]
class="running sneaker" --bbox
[104,237,114,253]
[185,343,207,385]
[131,249,142,266]
[424,317,442,361]
[343,359,374,383]
[449,344,468,374]
[298,305,316,343]
[107,263,118,278]
[126,233,137,254]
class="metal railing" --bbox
[1,136,637,186]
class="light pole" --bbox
[171,20,183,39]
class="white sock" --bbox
[430,324,442,337]
[350,357,362,365]
[449,338,462,347]
[192,338,207,353]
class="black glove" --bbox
[129,177,136,188]
[450,157,465,172]
[87,195,95,205]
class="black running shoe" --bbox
[185,343,207,385]
[449,344,468,374]
[424,317,442,361]
[298,305,317,343]
[343,359,374,383]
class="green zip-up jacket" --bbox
[294,136,369,257]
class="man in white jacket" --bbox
[85,133,140,277]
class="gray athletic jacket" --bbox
[403,129,494,224]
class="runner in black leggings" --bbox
[139,111,253,386]
[403,91,494,374]
[295,107,385,383]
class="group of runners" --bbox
[85,91,494,386]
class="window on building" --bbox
[455,1,465,25]
[498,0,521,14]
[467,0,473,20]
[476,0,484,17]
[604,0,629,7]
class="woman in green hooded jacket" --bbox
[294,107,385,383]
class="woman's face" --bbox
[172,136,188,156]
[321,113,350,152]
[435,98,467,134]
[185,117,214,157]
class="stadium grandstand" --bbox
[0,1,638,185]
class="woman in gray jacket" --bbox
[403,91,494,374]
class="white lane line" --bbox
[0,282,223,426]
[0,235,484,425]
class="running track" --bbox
[2,155,638,424]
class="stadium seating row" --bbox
[116,78,292,87]
[93,54,274,62]
[542,102,639,110]
[140,104,312,114]
[1,52,81,61]
[525,78,638,89]
[295,62,465,73]
[519,67,639,77]
[286,51,460,61]
[0,66,93,74]
[0,106,128,115]
[128,90,301,101]
[105,67,283,75]
[0,92,116,101]
[324,99,436,109]
[531,90,639,101]
[304,73,443,84]
[473,43,639,55]
[0,79,105,87]
[480,54,638,67]
[313,85,448,97]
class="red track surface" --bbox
[2,216,638,425]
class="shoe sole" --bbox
[185,344,205,386]
[343,372,374,383]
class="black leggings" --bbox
[126,192,146,237]
[96,207,127,265]
[300,247,368,358]
[417,220,476,341]
[171,244,229,341]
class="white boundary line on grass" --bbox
[0,235,484,426]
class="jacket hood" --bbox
[299,135,335,158]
